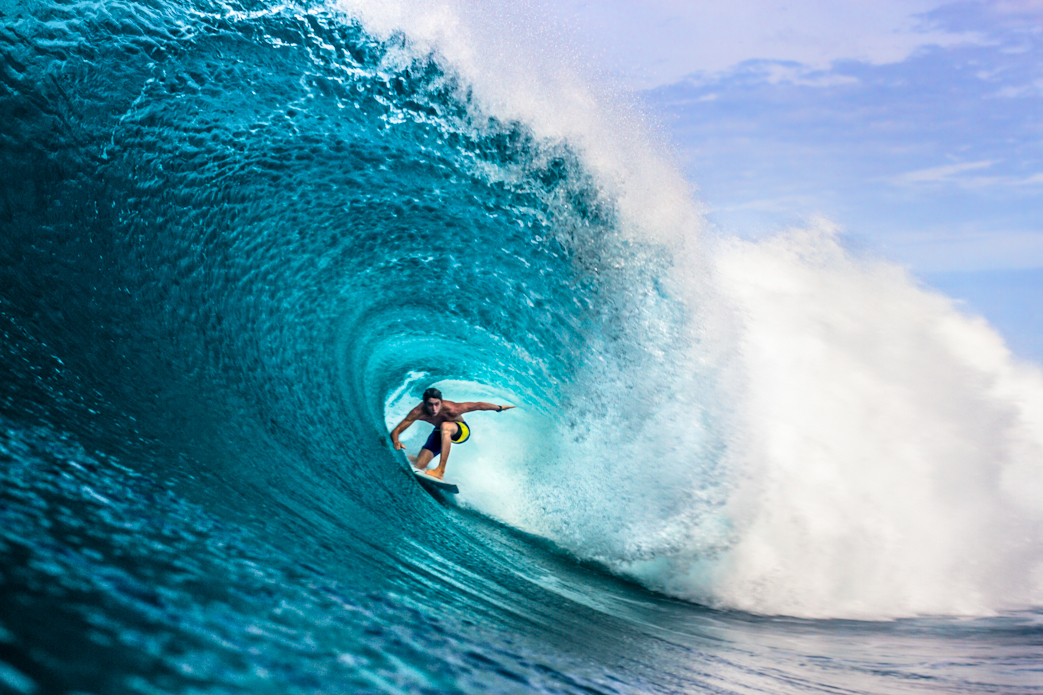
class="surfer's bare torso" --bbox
[409,399,468,426]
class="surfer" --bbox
[390,387,515,480]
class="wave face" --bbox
[2,0,1043,692]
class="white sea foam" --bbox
[357,0,1043,619]
[645,221,1043,618]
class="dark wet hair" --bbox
[422,388,442,402]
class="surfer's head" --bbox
[422,388,443,415]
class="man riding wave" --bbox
[390,387,515,480]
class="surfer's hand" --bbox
[498,405,516,411]
[393,440,405,450]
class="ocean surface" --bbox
[2,1,1043,693]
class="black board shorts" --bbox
[421,421,470,455]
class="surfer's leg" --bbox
[413,448,435,470]
[414,427,443,471]
[428,422,458,479]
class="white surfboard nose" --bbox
[413,469,460,494]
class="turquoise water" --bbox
[2,1,1042,693]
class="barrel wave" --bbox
[3,0,1043,693]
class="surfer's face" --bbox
[423,398,442,416]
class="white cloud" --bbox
[885,161,1043,189]
[887,160,998,185]
[757,63,862,87]
[991,79,1043,98]
[544,0,982,88]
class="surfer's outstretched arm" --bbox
[458,402,516,413]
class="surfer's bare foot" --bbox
[424,469,445,480]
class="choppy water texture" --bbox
[2,0,1043,693]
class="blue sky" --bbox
[542,0,1043,361]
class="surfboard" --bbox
[412,469,459,494]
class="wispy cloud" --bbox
[758,64,861,87]
[886,160,998,185]
[885,161,1043,189]
[990,79,1043,98]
